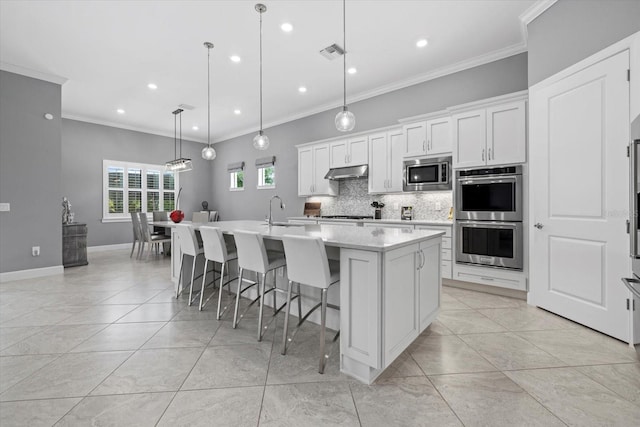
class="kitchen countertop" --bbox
[287,217,453,227]
[152,220,444,252]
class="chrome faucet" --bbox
[268,195,285,226]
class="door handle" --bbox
[534,223,544,229]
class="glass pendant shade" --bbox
[253,131,270,150]
[335,107,356,132]
[201,145,216,160]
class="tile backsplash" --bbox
[307,179,453,221]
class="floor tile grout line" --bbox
[346,382,364,426]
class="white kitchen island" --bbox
[154,220,443,384]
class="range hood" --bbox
[324,164,368,180]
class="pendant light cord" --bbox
[174,113,177,159]
[343,0,346,109]
[179,111,183,158]
[207,45,211,148]
[259,7,264,133]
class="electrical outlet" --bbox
[435,202,442,210]
[32,246,40,257]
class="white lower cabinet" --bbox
[452,263,527,291]
[383,240,441,363]
[415,225,452,279]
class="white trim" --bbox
[296,124,402,149]
[446,90,529,114]
[101,217,132,223]
[87,243,131,253]
[518,0,558,43]
[0,265,64,283]
[62,44,526,146]
[0,61,68,85]
[397,110,450,124]
[229,187,245,192]
[256,185,276,190]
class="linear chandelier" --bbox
[165,108,193,172]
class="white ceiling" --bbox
[0,0,536,144]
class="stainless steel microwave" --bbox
[403,156,452,192]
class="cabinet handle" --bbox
[423,140,426,152]
[488,148,492,160]
[416,251,421,270]
[420,250,425,269]
[427,140,431,151]
[482,149,485,161]
[480,277,495,281]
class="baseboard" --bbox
[0,265,64,283]
[87,243,131,253]
[443,278,527,300]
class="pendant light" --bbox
[201,42,217,160]
[253,3,269,150]
[165,108,193,172]
[335,0,355,132]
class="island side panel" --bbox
[340,248,382,384]
[419,239,442,332]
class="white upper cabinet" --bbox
[298,143,338,197]
[451,93,527,169]
[330,136,369,168]
[368,128,404,194]
[402,116,451,158]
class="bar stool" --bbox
[198,226,238,317]
[280,234,340,374]
[232,230,287,341]
[175,224,205,305]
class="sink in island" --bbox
[152,220,443,384]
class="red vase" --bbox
[170,210,184,223]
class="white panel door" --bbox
[388,128,405,192]
[453,110,486,169]
[530,50,630,341]
[368,132,388,194]
[402,121,427,157]
[487,100,526,166]
[426,117,452,156]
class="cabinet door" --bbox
[368,132,388,194]
[418,242,441,332]
[453,110,486,169]
[298,147,314,196]
[348,136,369,165]
[384,244,420,363]
[487,100,526,166]
[402,121,427,157]
[426,117,452,156]
[387,128,405,192]
[313,144,338,195]
[329,140,348,168]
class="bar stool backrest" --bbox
[199,226,228,263]
[233,230,269,274]
[282,235,331,289]
[176,224,199,257]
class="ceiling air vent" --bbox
[319,43,344,60]
[178,104,195,111]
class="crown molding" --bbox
[519,0,558,43]
[212,43,527,143]
[0,62,68,85]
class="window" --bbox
[103,160,178,222]
[230,170,244,191]
[255,156,276,190]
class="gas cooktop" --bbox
[320,215,374,220]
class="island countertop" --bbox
[152,220,444,252]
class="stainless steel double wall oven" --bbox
[455,165,523,270]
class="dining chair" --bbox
[208,210,219,222]
[232,230,287,341]
[138,212,171,260]
[280,234,340,374]
[130,212,143,258]
[192,211,209,223]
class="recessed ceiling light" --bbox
[230,55,241,63]
[416,39,428,48]
[116,108,125,114]
[192,125,199,131]
[347,67,357,74]
[147,83,158,90]
[281,22,293,32]
[233,109,241,115]
[298,86,307,93]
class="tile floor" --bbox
[1,250,639,426]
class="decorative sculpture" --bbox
[62,197,74,224]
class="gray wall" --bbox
[62,119,213,246]
[210,53,528,221]
[0,71,62,273]
[528,0,640,86]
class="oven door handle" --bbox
[459,176,518,186]
[457,221,519,229]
